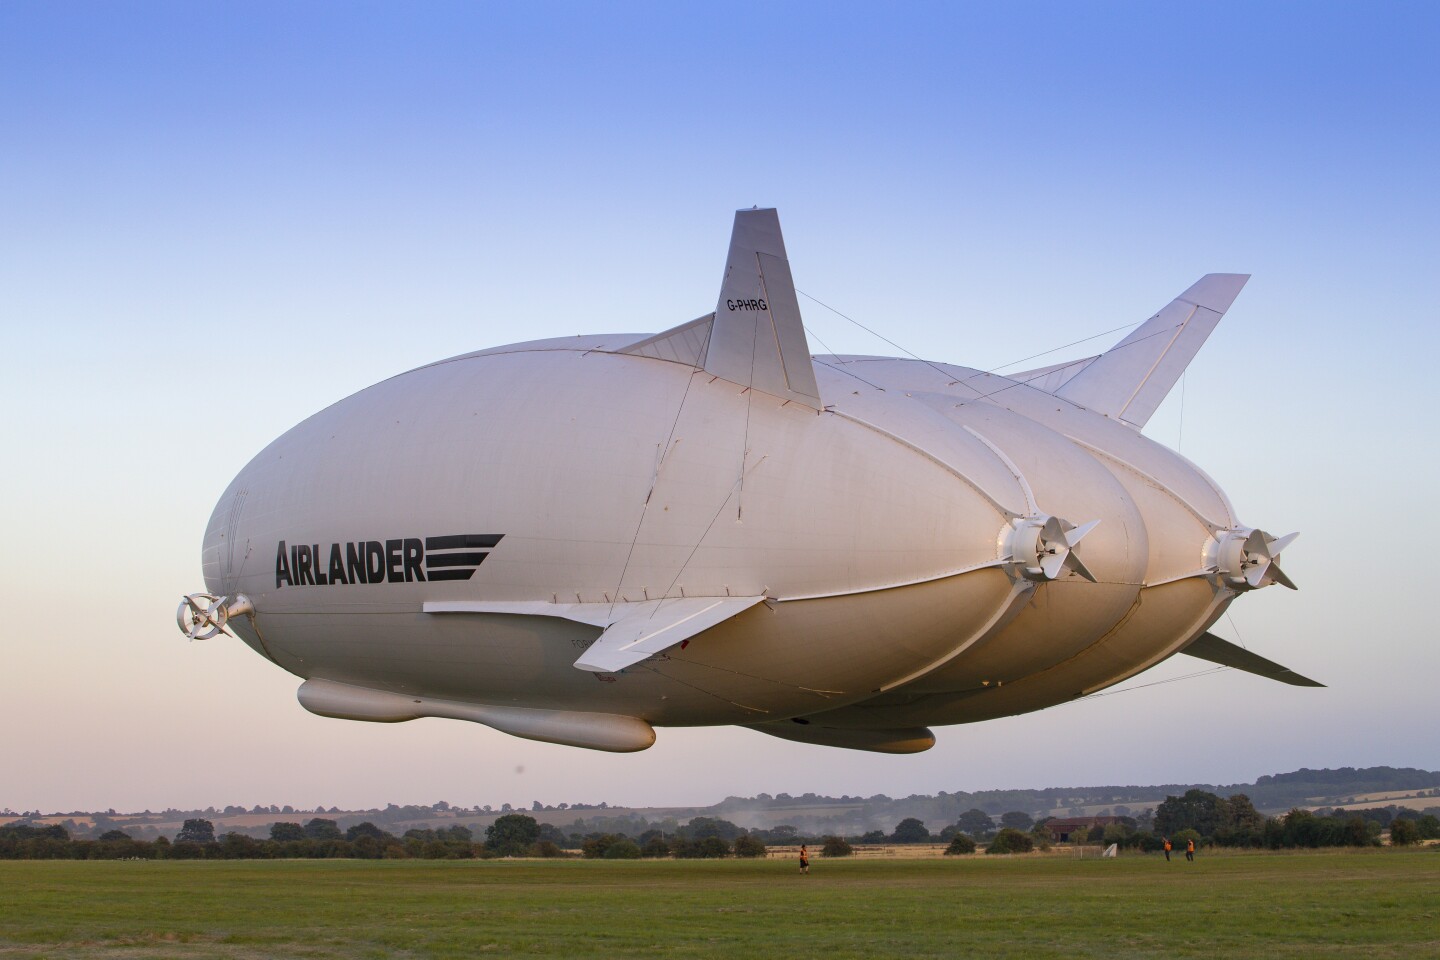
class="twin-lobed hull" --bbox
[204,342,1243,747]
[188,208,1302,752]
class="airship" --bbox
[179,207,1315,754]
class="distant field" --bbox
[3,850,1436,959]
[1306,789,1440,810]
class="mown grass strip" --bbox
[2,849,1436,959]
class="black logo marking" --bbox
[274,534,504,588]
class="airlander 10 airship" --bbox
[179,208,1315,754]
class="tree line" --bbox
[0,814,775,861]
[5,793,1436,861]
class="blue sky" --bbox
[2,1,1437,812]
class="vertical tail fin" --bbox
[1055,274,1249,428]
[704,208,822,409]
[619,208,822,410]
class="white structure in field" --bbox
[179,208,1315,753]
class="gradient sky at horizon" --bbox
[2,1,1437,813]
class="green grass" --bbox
[2,850,1436,959]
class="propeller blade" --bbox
[1066,519,1101,546]
[1265,562,1299,591]
[1040,550,1068,580]
[1065,550,1099,583]
[1266,531,1299,555]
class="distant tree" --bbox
[695,836,730,858]
[533,840,564,858]
[303,818,342,841]
[821,836,853,857]
[269,822,305,842]
[487,814,541,856]
[857,830,886,845]
[642,835,671,858]
[98,830,132,842]
[603,839,642,859]
[733,835,767,858]
[1344,817,1372,847]
[220,832,265,859]
[956,809,996,839]
[1226,794,1266,832]
[1389,818,1421,846]
[345,822,389,842]
[537,823,570,847]
[582,834,621,859]
[1154,791,1227,839]
[1101,823,1132,845]
[350,834,386,859]
[168,840,207,859]
[175,819,216,844]
[685,817,742,841]
[944,833,977,855]
[986,828,1034,854]
[1000,811,1034,832]
[668,837,699,859]
[890,817,930,844]
[1213,794,1266,846]
[1416,814,1440,840]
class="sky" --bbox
[2,1,1437,814]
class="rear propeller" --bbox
[176,593,253,640]
[1007,515,1101,583]
[1211,528,1298,591]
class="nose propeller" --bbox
[176,593,253,640]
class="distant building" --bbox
[1042,816,1124,842]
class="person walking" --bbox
[1163,837,1172,861]
[1185,837,1195,862]
[799,844,810,875]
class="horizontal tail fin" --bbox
[1180,631,1323,687]
[1056,274,1249,428]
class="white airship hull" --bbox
[187,208,1311,753]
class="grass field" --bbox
[3,850,1436,959]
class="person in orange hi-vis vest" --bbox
[1185,837,1196,862]
[1163,837,1172,861]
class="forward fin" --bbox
[574,596,766,673]
[423,596,767,673]
[1180,631,1324,687]
[1056,274,1249,428]
[621,208,821,409]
